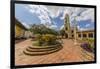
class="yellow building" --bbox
[15,19,27,39]
[77,30,94,39]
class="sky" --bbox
[15,4,95,31]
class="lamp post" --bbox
[74,16,77,45]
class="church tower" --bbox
[64,14,71,38]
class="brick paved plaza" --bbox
[15,39,94,66]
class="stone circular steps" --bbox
[26,46,59,52]
[28,44,61,49]
[23,45,62,56]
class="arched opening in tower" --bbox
[65,33,68,38]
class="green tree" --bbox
[60,29,65,38]
[30,24,58,35]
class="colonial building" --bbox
[15,19,33,40]
[63,14,94,39]
[15,19,27,39]
[77,30,94,39]
[24,31,33,38]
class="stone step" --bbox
[23,46,62,56]
[26,46,60,52]
[28,44,61,49]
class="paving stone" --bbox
[15,39,94,65]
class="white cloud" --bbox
[26,5,53,27]
[23,4,94,30]
[60,7,71,20]
[21,22,30,29]
[25,5,62,29]
[85,23,91,27]
[46,6,62,18]
[60,25,64,30]
[60,7,94,24]
[77,9,94,23]
[77,24,94,31]
[59,7,94,31]
[49,24,57,29]
[26,5,62,22]
[77,25,87,31]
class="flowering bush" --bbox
[81,42,94,52]
[81,42,90,48]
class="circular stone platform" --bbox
[23,44,62,56]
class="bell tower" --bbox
[64,14,71,38]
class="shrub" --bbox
[82,38,94,43]
[35,34,43,46]
[33,34,58,46]
[81,42,94,52]
[42,34,57,45]
[35,34,42,40]
[81,42,90,49]
[87,38,94,44]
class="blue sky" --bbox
[15,4,41,25]
[15,4,94,31]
